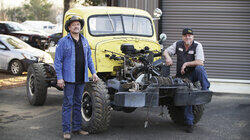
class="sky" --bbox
[0,0,64,9]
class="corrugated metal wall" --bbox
[112,0,250,80]
[161,0,250,80]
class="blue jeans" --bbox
[184,66,210,125]
[62,82,85,133]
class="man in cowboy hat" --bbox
[54,16,99,139]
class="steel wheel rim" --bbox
[81,91,92,121]
[28,74,35,97]
[11,62,20,74]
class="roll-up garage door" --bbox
[160,0,250,80]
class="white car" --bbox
[0,34,54,75]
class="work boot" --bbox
[186,125,194,133]
[72,130,89,135]
[63,133,71,140]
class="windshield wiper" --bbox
[107,12,115,32]
[132,13,135,31]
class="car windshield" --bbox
[5,22,27,32]
[0,35,30,49]
[88,15,153,36]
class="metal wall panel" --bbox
[161,0,250,80]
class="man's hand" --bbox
[165,58,173,66]
[181,62,188,75]
[163,50,173,66]
[92,73,99,83]
[57,79,65,89]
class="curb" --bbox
[213,92,250,97]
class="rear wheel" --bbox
[81,80,111,133]
[26,63,48,106]
[9,60,23,75]
[167,104,205,125]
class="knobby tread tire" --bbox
[82,79,111,133]
[26,63,48,106]
[167,104,205,125]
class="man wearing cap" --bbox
[163,28,210,133]
[54,16,99,139]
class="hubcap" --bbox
[28,74,35,97]
[11,62,20,74]
[81,91,92,121]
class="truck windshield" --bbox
[88,15,153,36]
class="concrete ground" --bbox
[210,81,250,94]
[0,86,250,140]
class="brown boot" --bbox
[63,133,71,140]
[72,130,89,135]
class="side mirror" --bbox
[153,8,162,20]
[159,33,167,44]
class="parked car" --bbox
[48,32,62,47]
[0,34,53,75]
[22,20,57,34]
[0,21,50,50]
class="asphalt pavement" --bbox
[0,86,250,140]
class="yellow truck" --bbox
[26,6,212,133]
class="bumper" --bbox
[113,85,213,107]
[114,86,159,107]
[174,90,213,106]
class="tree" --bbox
[6,7,27,22]
[3,0,55,23]
[63,0,106,16]
[23,0,53,21]
[62,0,107,32]
[63,0,73,16]
[84,0,106,6]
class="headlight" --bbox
[19,36,29,42]
[38,57,45,62]
[21,53,37,61]
[44,53,54,64]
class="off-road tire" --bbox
[167,104,205,125]
[26,63,48,106]
[81,80,111,133]
[9,60,23,75]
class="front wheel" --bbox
[26,63,48,106]
[9,60,23,75]
[81,80,111,133]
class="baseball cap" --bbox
[182,28,193,35]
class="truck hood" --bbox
[92,37,161,72]
[94,37,159,51]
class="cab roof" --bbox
[65,6,153,18]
